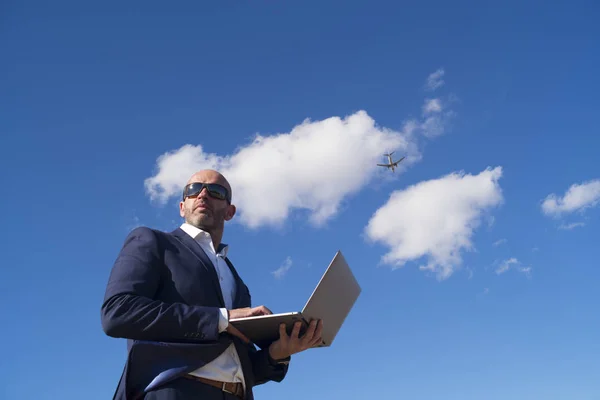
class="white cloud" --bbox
[519,266,532,278]
[272,256,292,279]
[144,111,418,228]
[425,68,445,91]
[493,238,507,247]
[418,96,454,138]
[364,166,504,280]
[541,179,600,217]
[495,257,518,274]
[558,222,585,230]
[495,257,532,278]
[423,98,442,114]
[466,267,474,279]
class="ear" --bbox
[179,201,185,218]
[224,204,236,221]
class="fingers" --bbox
[313,319,323,338]
[279,323,286,336]
[270,320,324,359]
[250,305,273,316]
[276,323,289,350]
[291,321,302,339]
[256,305,273,315]
[309,337,323,348]
[228,305,273,319]
[227,307,252,320]
[305,320,323,348]
[300,320,316,343]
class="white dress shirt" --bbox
[180,223,245,389]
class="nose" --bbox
[197,186,210,199]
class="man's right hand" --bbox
[225,306,273,344]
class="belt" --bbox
[183,375,245,399]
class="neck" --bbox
[209,229,223,250]
[187,221,223,250]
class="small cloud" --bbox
[518,266,532,279]
[364,166,504,281]
[425,68,445,91]
[423,98,442,114]
[396,71,455,140]
[495,257,518,275]
[558,222,585,230]
[532,247,539,252]
[541,179,600,217]
[493,238,507,247]
[495,258,532,278]
[419,97,454,138]
[483,287,489,295]
[466,267,474,279]
[272,256,292,279]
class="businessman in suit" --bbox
[101,169,323,400]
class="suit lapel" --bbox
[171,228,225,307]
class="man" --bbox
[101,169,322,400]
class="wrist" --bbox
[268,348,289,364]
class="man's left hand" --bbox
[268,319,323,361]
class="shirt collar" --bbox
[180,223,229,257]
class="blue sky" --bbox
[2,1,599,399]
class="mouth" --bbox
[195,203,210,212]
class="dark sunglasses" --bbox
[183,182,231,203]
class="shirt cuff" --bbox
[218,308,229,332]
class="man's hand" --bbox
[268,319,323,361]
[228,306,272,320]
[225,306,273,344]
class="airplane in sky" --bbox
[377,152,405,172]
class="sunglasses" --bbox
[183,182,231,203]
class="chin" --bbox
[185,216,206,227]
[197,219,215,230]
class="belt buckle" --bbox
[222,382,235,395]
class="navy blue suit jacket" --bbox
[101,226,289,400]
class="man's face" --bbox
[179,170,235,232]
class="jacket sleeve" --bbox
[248,346,290,386]
[100,227,220,342]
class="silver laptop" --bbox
[230,250,361,349]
